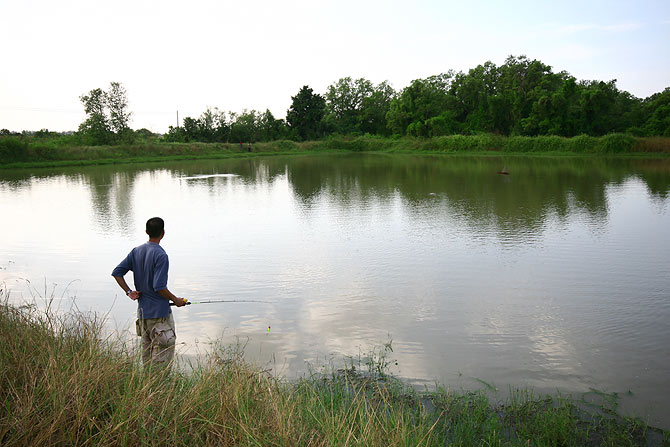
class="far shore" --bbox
[1,134,669,170]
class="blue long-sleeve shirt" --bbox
[112,242,171,319]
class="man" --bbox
[112,217,187,368]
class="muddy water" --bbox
[1,153,669,427]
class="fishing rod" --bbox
[169,299,272,306]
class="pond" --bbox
[1,153,669,428]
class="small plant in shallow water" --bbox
[363,337,396,378]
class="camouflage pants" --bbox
[136,313,176,367]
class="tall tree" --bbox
[286,85,326,140]
[213,108,231,142]
[386,72,456,136]
[197,107,217,142]
[230,110,259,143]
[78,82,132,144]
[182,116,200,141]
[79,87,111,144]
[106,82,131,135]
[360,81,396,135]
[258,109,287,141]
[325,77,374,134]
[451,62,498,133]
[579,80,619,135]
[641,88,670,136]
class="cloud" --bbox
[549,44,599,62]
[554,22,644,35]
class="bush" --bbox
[538,135,570,152]
[435,135,469,151]
[503,136,536,152]
[0,137,29,162]
[595,133,636,154]
[30,144,61,161]
[431,134,501,152]
[274,140,299,151]
[569,134,597,153]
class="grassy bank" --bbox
[1,134,669,170]
[1,296,667,446]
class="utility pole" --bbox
[177,110,180,128]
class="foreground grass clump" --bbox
[0,297,666,446]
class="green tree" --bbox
[79,87,111,144]
[182,117,200,141]
[386,72,456,136]
[640,88,670,136]
[536,75,583,136]
[496,56,554,134]
[286,85,326,140]
[451,62,498,133]
[324,77,375,134]
[579,80,619,135]
[106,82,132,137]
[213,109,231,142]
[258,109,287,141]
[163,125,186,142]
[78,82,133,144]
[197,108,217,142]
[230,110,259,143]
[360,81,396,136]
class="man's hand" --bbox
[172,297,188,307]
[114,276,140,301]
[157,288,187,307]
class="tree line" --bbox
[4,55,667,146]
[162,55,668,144]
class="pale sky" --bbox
[1,0,668,133]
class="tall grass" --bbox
[0,292,667,446]
[2,134,669,169]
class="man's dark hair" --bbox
[146,217,164,238]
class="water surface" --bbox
[1,153,669,427]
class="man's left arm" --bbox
[112,252,140,300]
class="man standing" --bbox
[112,217,187,368]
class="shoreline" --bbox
[2,134,669,170]
[1,299,668,445]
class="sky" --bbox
[1,0,668,133]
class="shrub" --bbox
[595,133,636,154]
[29,144,61,161]
[0,137,29,162]
[503,136,535,152]
[569,134,597,153]
[274,140,299,151]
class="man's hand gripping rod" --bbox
[170,299,271,306]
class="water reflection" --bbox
[4,155,668,237]
[1,154,670,428]
[87,171,137,236]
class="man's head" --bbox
[146,217,165,239]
